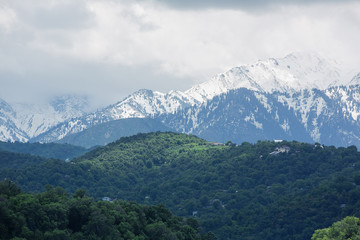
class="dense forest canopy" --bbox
[0,180,211,240]
[1,132,360,239]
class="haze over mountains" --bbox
[1,52,360,148]
[0,95,90,142]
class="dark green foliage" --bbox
[0,141,88,160]
[2,132,360,239]
[0,151,46,169]
[0,180,206,240]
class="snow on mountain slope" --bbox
[161,88,313,144]
[0,98,14,116]
[99,89,198,119]
[162,85,360,147]
[185,52,343,102]
[32,89,198,142]
[0,98,28,142]
[49,95,91,119]
[273,85,360,146]
[0,95,90,142]
[325,85,360,121]
[350,73,360,86]
[11,95,90,139]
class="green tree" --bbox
[312,216,360,240]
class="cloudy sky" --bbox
[0,0,359,107]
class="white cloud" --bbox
[0,5,17,33]
[27,1,360,76]
[0,0,359,105]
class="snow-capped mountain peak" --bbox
[276,51,343,88]
[185,52,344,102]
[350,73,360,86]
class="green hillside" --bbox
[0,151,47,170]
[2,132,360,239]
[0,141,89,160]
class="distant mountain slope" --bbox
[12,95,91,138]
[161,88,313,144]
[56,118,173,148]
[0,96,91,142]
[31,89,196,143]
[0,98,28,142]
[162,85,360,147]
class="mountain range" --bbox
[1,52,360,148]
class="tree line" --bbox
[0,180,213,240]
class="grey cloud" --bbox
[121,8,159,32]
[0,44,194,107]
[151,0,358,10]
[16,1,95,30]
[1,0,359,108]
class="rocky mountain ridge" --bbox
[162,85,360,147]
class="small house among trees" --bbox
[270,145,291,155]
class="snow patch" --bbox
[280,119,290,133]
[244,113,263,129]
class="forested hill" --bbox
[0,180,209,240]
[0,141,89,160]
[2,132,360,239]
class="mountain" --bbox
[0,98,28,142]
[185,52,344,102]
[0,95,91,142]
[31,89,196,143]
[33,52,353,145]
[161,88,313,144]
[2,52,360,148]
[162,84,360,146]
[11,95,90,138]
